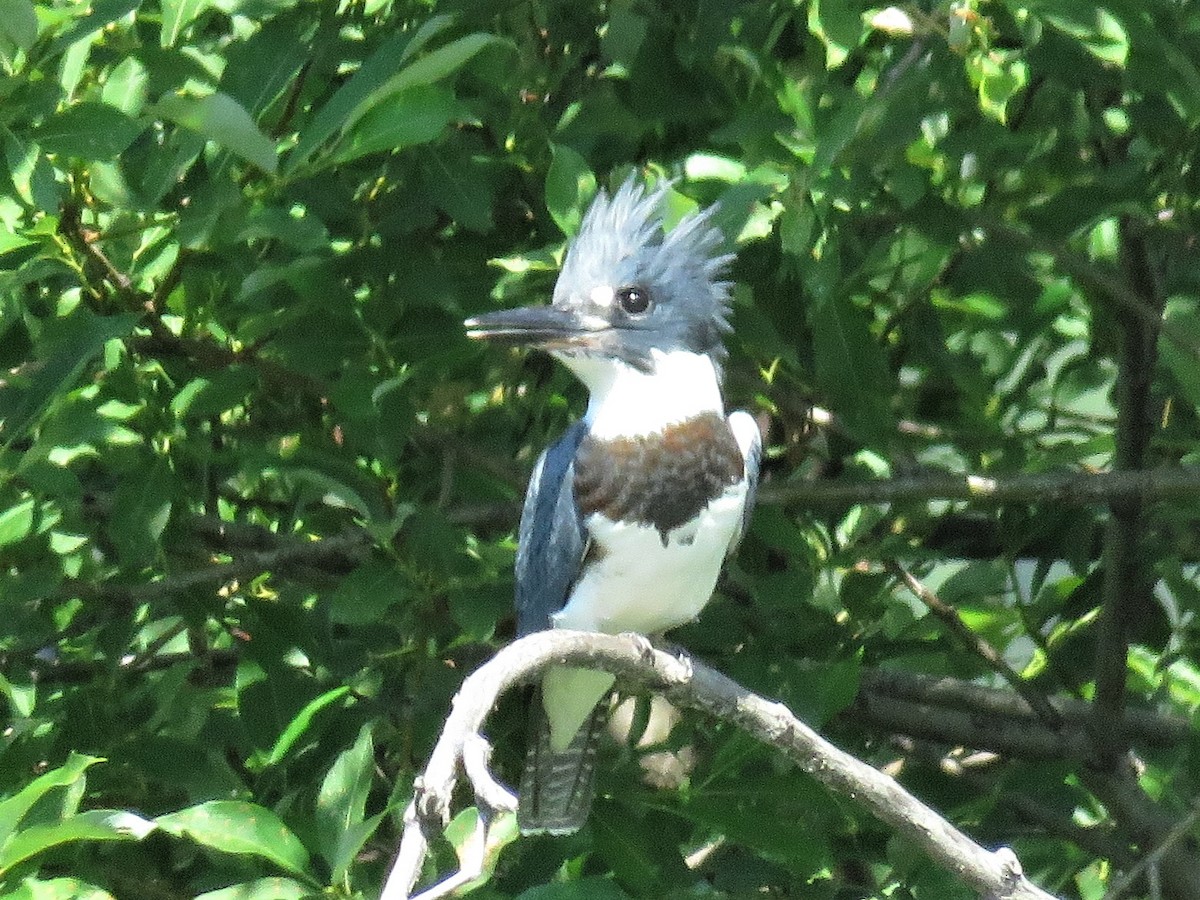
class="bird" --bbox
[464,175,761,835]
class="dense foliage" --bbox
[2,0,1199,897]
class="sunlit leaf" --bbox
[156,801,313,879]
[194,879,313,900]
[32,102,143,160]
[332,84,465,165]
[160,0,210,48]
[155,92,278,174]
[0,753,103,849]
[545,144,597,237]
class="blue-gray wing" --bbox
[726,410,762,556]
[515,421,588,636]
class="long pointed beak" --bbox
[464,306,606,350]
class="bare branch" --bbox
[384,631,1060,900]
[1092,221,1165,762]
[760,467,1200,507]
[859,670,1188,750]
[855,693,1086,761]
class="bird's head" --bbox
[466,177,734,383]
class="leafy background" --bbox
[2,0,1199,898]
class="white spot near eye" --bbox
[590,285,615,307]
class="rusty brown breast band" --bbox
[573,412,743,541]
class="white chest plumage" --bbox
[553,480,748,635]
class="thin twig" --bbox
[885,561,1064,729]
[1085,765,1200,897]
[384,630,1060,900]
[1103,801,1200,900]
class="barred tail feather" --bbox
[518,692,609,835]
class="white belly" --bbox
[553,480,748,635]
[542,480,747,750]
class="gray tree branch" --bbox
[383,630,1060,900]
[859,669,1188,750]
[760,467,1200,507]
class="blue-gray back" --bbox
[515,421,588,636]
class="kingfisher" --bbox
[465,175,760,834]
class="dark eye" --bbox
[616,285,651,316]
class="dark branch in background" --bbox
[853,669,1187,762]
[760,467,1200,507]
[56,529,369,606]
[1102,801,1200,900]
[4,648,242,684]
[883,553,1200,892]
[383,631,1059,900]
[1091,221,1165,761]
[59,202,133,293]
[893,737,1135,868]
[128,330,330,399]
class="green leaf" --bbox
[0,672,35,717]
[0,0,37,62]
[361,32,504,122]
[808,292,893,446]
[590,805,690,896]
[316,724,377,878]
[0,753,103,848]
[1162,296,1200,412]
[807,0,863,69]
[515,880,631,900]
[155,801,313,879]
[220,14,311,118]
[684,785,828,872]
[332,84,465,165]
[0,497,35,547]
[1038,3,1129,66]
[32,102,143,160]
[43,0,140,62]
[973,51,1028,124]
[194,879,314,900]
[4,877,116,900]
[287,16,454,171]
[441,807,516,891]
[0,810,154,875]
[299,31,503,171]
[265,685,352,767]
[160,0,210,48]
[545,144,597,237]
[329,560,405,625]
[155,92,278,174]
[0,229,34,255]
[106,457,173,567]
[101,56,149,115]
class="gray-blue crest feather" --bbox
[552,177,736,371]
[515,421,588,635]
